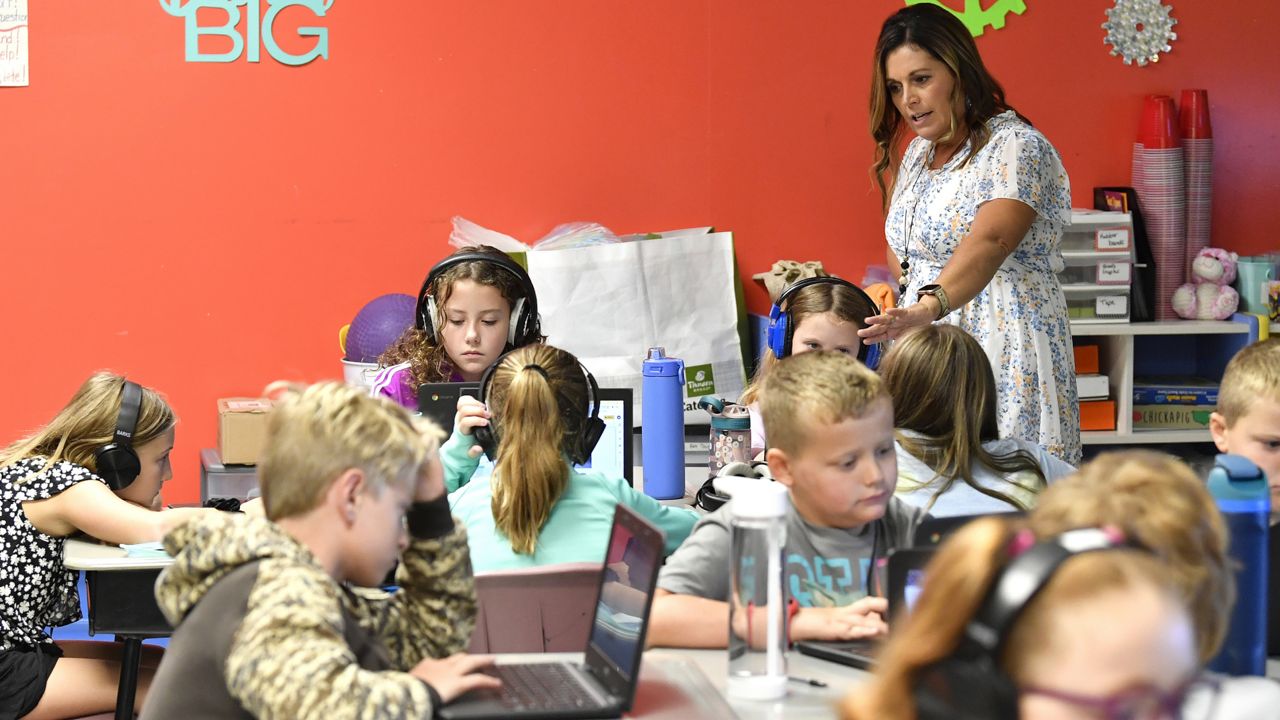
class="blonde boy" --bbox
[649,351,924,648]
[1209,338,1280,522]
[142,382,497,720]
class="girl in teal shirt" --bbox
[443,345,697,572]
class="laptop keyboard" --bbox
[485,662,602,711]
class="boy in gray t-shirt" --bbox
[649,351,925,648]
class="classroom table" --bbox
[636,648,865,719]
[63,539,173,720]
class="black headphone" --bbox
[95,380,143,491]
[472,350,605,465]
[415,252,541,347]
[765,276,883,369]
[913,527,1136,720]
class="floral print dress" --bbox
[887,110,1081,465]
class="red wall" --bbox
[3,1,1277,502]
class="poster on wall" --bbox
[0,0,27,86]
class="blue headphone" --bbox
[765,276,882,369]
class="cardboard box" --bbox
[1079,400,1116,431]
[1073,344,1100,374]
[1076,373,1110,400]
[217,398,274,465]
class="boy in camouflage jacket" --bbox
[142,382,498,719]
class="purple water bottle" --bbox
[642,347,686,500]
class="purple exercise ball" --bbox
[345,293,416,363]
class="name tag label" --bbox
[1097,262,1132,284]
[1096,295,1129,316]
[1095,228,1131,250]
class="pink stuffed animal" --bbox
[1172,248,1240,320]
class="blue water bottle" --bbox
[642,347,686,500]
[1207,454,1270,676]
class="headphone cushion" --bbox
[913,655,1019,720]
[472,426,497,462]
[574,417,606,465]
[95,444,141,492]
[766,310,788,359]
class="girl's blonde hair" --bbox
[880,324,1046,512]
[260,381,444,521]
[486,344,590,555]
[379,245,544,385]
[868,4,1022,211]
[843,516,1182,719]
[740,280,875,406]
[1029,450,1234,663]
[0,372,175,482]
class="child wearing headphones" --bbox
[880,324,1074,517]
[371,244,544,408]
[444,344,698,572]
[1030,450,1280,716]
[143,382,497,718]
[0,372,210,719]
[650,351,924,648]
[741,276,881,451]
[842,516,1199,720]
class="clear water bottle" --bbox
[727,482,789,700]
[641,347,685,500]
[1207,454,1270,676]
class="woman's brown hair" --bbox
[843,516,1182,719]
[379,244,543,385]
[1029,450,1234,663]
[487,344,590,555]
[740,280,876,405]
[879,324,1046,512]
[869,4,1022,210]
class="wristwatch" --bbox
[917,284,951,320]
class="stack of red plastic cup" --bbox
[1132,94,1185,320]
[1180,89,1213,270]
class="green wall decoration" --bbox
[904,0,1028,37]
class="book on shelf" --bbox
[1132,404,1213,430]
[1131,376,1218,406]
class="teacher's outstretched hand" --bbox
[858,299,940,345]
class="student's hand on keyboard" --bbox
[410,652,501,703]
[790,597,889,642]
[454,396,490,459]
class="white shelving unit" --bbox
[1071,320,1250,446]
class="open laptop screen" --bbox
[578,389,634,486]
[584,505,662,694]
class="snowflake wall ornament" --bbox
[904,0,1027,38]
[1102,0,1178,67]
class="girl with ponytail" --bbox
[444,345,697,572]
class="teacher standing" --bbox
[857,4,1081,465]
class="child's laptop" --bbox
[793,546,935,671]
[439,503,663,720]
[419,385,635,486]
[913,511,1024,547]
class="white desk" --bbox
[633,464,711,509]
[493,649,863,719]
[64,539,174,720]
